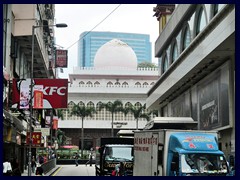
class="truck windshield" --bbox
[104,146,133,161]
[181,153,229,175]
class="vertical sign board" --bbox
[55,49,68,68]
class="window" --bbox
[196,7,207,36]
[182,25,191,52]
[107,81,113,87]
[122,82,128,87]
[125,102,133,121]
[79,81,84,87]
[171,41,178,63]
[94,81,100,86]
[96,102,104,120]
[86,81,93,87]
[135,82,141,87]
[163,55,168,73]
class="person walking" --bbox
[3,158,12,176]
[74,152,79,166]
[31,156,37,174]
[85,152,93,166]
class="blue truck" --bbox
[133,129,231,176]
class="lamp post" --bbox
[28,23,67,176]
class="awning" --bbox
[3,109,25,132]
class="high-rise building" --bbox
[78,31,152,67]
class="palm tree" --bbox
[129,103,150,130]
[103,100,123,137]
[71,103,96,158]
[57,109,64,120]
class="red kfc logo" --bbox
[12,78,68,109]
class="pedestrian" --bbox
[12,158,21,176]
[39,155,44,164]
[85,152,93,166]
[31,156,36,174]
[36,164,44,176]
[74,152,79,166]
[3,158,12,176]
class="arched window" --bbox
[96,102,104,120]
[107,81,113,87]
[79,81,84,87]
[150,82,155,86]
[86,81,93,87]
[135,82,141,87]
[68,101,75,119]
[162,54,168,73]
[125,102,133,121]
[196,6,207,36]
[94,81,100,86]
[78,101,85,107]
[143,82,149,86]
[86,101,95,120]
[182,25,191,52]
[122,82,128,87]
[171,41,178,63]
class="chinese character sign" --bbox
[55,49,68,68]
[26,132,42,146]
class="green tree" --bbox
[102,100,124,137]
[129,103,151,130]
[71,103,96,158]
[138,61,158,68]
[57,109,64,120]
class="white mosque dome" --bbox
[94,39,137,69]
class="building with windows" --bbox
[3,4,59,174]
[78,31,152,67]
[148,4,235,162]
[58,39,159,149]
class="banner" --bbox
[55,49,68,68]
[26,132,42,146]
[12,78,68,109]
[53,116,58,130]
[33,85,43,109]
[19,83,30,109]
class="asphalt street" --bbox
[51,164,96,176]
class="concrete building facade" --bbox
[148,4,235,161]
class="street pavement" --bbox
[22,164,96,176]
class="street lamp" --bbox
[28,23,67,176]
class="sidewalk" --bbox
[21,165,60,176]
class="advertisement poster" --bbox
[55,49,68,68]
[12,78,68,109]
[33,85,43,109]
[53,116,58,130]
[19,83,30,109]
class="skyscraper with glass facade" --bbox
[78,31,152,67]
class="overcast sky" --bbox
[54,4,159,79]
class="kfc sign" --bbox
[12,78,68,109]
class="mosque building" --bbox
[58,39,159,149]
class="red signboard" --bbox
[53,117,58,130]
[55,49,68,68]
[12,78,68,109]
[26,132,42,146]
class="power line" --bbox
[66,4,121,50]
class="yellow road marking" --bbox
[51,166,62,176]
